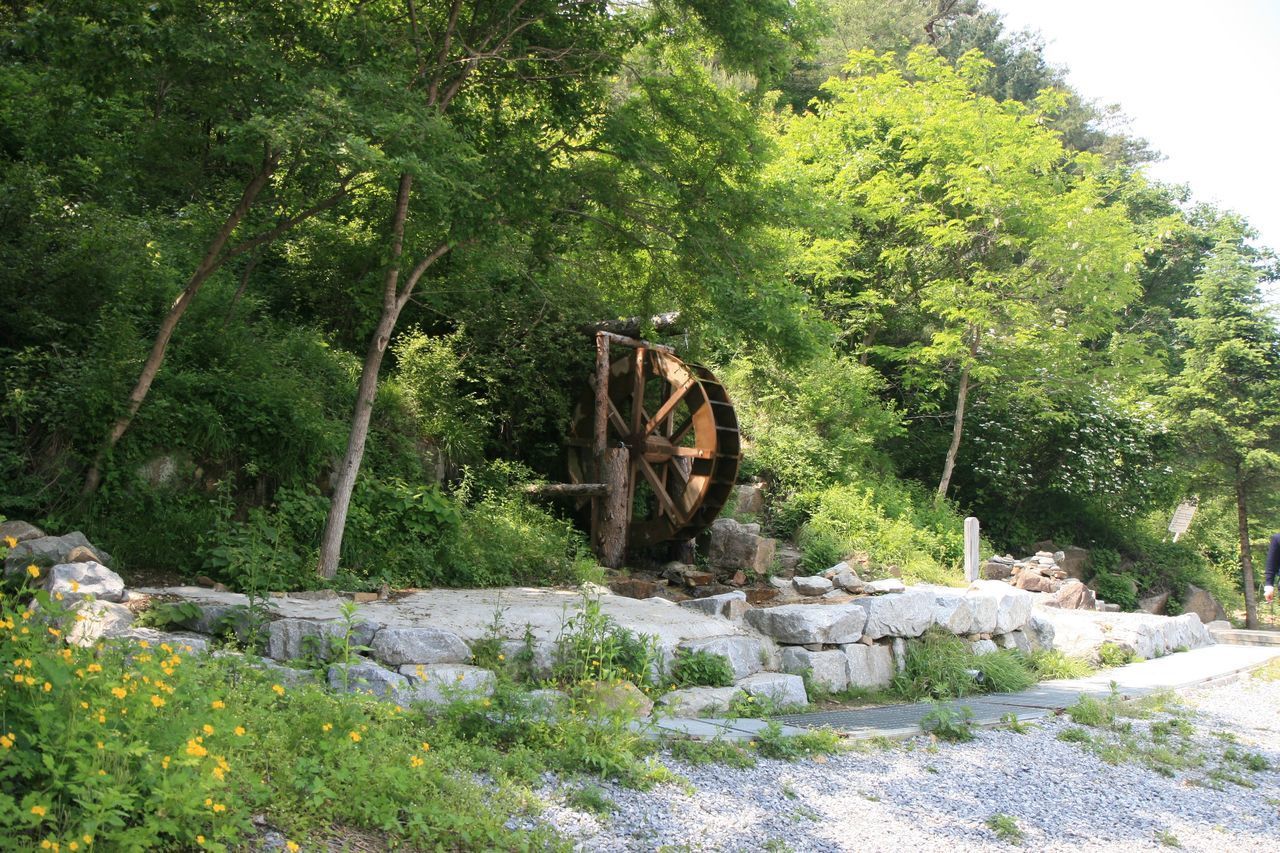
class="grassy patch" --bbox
[920,702,975,742]
[565,784,616,816]
[1028,649,1095,680]
[892,628,1035,701]
[752,723,842,760]
[986,813,1025,844]
[666,738,757,769]
[1155,829,1182,848]
[1097,642,1141,668]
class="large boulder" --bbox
[733,484,765,516]
[968,581,1033,633]
[852,590,934,639]
[1059,547,1089,581]
[370,626,471,666]
[46,562,125,602]
[399,664,497,705]
[842,643,895,689]
[1033,607,1212,663]
[267,618,377,662]
[929,589,975,635]
[793,575,834,596]
[121,628,210,655]
[1138,591,1170,616]
[1025,610,1056,651]
[678,635,775,680]
[5,532,113,574]
[1045,579,1097,611]
[704,518,776,576]
[981,559,1015,581]
[744,603,867,645]
[1183,584,1228,624]
[0,520,45,544]
[328,660,408,700]
[779,647,849,691]
[658,686,744,717]
[67,599,134,646]
[737,672,807,708]
[680,590,749,621]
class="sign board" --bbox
[1167,500,1198,542]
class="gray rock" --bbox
[852,590,935,639]
[1059,546,1089,580]
[891,637,908,674]
[399,663,496,704]
[267,618,377,662]
[969,639,999,656]
[1026,610,1056,651]
[680,590,749,620]
[5,532,113,574]
[1205,620,1232,632]
[981,560,1014,581]
[832,567,864,593]
[178,603,258,643]
[67,599,134,647]
[736,672,807,708]
[745,603,867,645]
[930,590,974,635]
[866,578,906,594]
[370,626,471,666]
[46,561,125,602]
[968,580,1033,632]
[0,520,45,543]
[774,545,803,577]
[500,637,557,678]
[842,643,895,689]
[821,589,854,602]
[733,484,765,516]
[679,634,774,680]
[793,575,834,596]
[328,660,408,700]
[998,630,1032,654]
[1139,591,1170,615]
[780,647,850,691]
[704,518,776,575]
[1046,579,1098,610]
[122,628,210,655]
[1183,584,1228,624]
[256,657,319,687]
[658,686,744,717]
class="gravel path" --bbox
[527,673,1280,851]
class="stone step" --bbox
[1211,628,1280,647]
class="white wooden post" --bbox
[964,516,981,583]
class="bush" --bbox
[1092,571,1139,611]
[1028,649,1095,680]
[670,649,735,688]
[891,628,1034,700]
[920,702,975,742]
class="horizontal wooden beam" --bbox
[523,483,611,498]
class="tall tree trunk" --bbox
[937,330,979,500]
[317,174,416,578]
[1235,469,1260,629]
[81,156,280,496]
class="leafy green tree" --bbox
[1166,216,1280,627]
[775,47,1143,499]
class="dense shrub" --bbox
[891,628,1035,700]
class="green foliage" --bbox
[796,481,964,583]
[1097,643,1140,668]
[136,601,203,631]
[985,813,1025,845]
[553,596,660,691]
[751,723,842,760]
[666,738,757,768]
[669,649,736,688]
[891,628,1034,701]
[1066,694,1118,728]
[1027,650,1095,681]
[919,702,975,742]
[999,712,1033,734]
[1092,571,1140,612]
[565,783,616,816]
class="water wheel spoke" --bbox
[672,446,714,459]
[629,348,647,436]
[607,399,629,436]
[671,414,694,445]
[642,377,695,439]
[637,457,682,522]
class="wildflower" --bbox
[69,843,79,851]
[3,535,15,548]
[321,723,332,732]
[286,842,300,852]
[42,681,52,692]
[410,755,424,767]
[111,687,126,699]
[202,724,214,735]
[69,580,80,593]
[161,755,171,769]
[212,766,225,781]
[40,842,50,850]
[96,741,104,750]
[87,663,101,673]
[26,564,39,578]
[212,803,226,813]
[498,653,505,661]
[160,643,172,653]
[234,725,246,737]
[186,739,208,758]
[196,836,205,846]
[271,684,285,696]
[421,741,431,751]
[348,731,361,743]
[138,640,149,649]
[0,733,13,749]
[54,592,64,601]
[31,804,47,817]
[211,700,225,710]
[83,837,92,846]
[150,695,165,708]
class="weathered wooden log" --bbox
[523,483,610,498]
[580,311,682,337]
[598,447,629,568]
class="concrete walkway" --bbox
[651,643,1280,742]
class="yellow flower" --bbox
[87,663,101,673]
[421,741,431,751]
[26,564,39,578]
[202,724,214,735]
[271,684,285,696]
[234,725,246,737]
[69,843,79,851]
[0,733,13,749]
[138,640,149,649]
[186,739,208,758]
[498,653,505,661]
[40,841,51,850]
[286,842,300,853]
[96,741,104,750]
[196,836,205,846]
[69,580,80,592]
[111,687,126,699]
[42,681,52,692]
[161,755,171,769]
[2,535,15,548]
[149,695,165,708]
[83,837,92,846]
[211,700,225,709]
[348,731,361,743]
[321,723,332,732]
[212,766,225,781]
[30,804,47,817]
[410,755,424,767]
[212,803,226,813]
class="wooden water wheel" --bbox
[563,334,741,565]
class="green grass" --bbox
[566,783,616,816]
[891,628,1035,701]
[986,813,1025,845]
[1028,649,1095,680]
[666,737,757,768]
[752,723,842,760]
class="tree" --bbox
[1166,216,1280,628]
[774,47,1143,499]
[0,2,382,496]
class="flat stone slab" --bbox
[136,586,755,650]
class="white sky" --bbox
[984,0,1280,253]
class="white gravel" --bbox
[526,673,1280,851]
